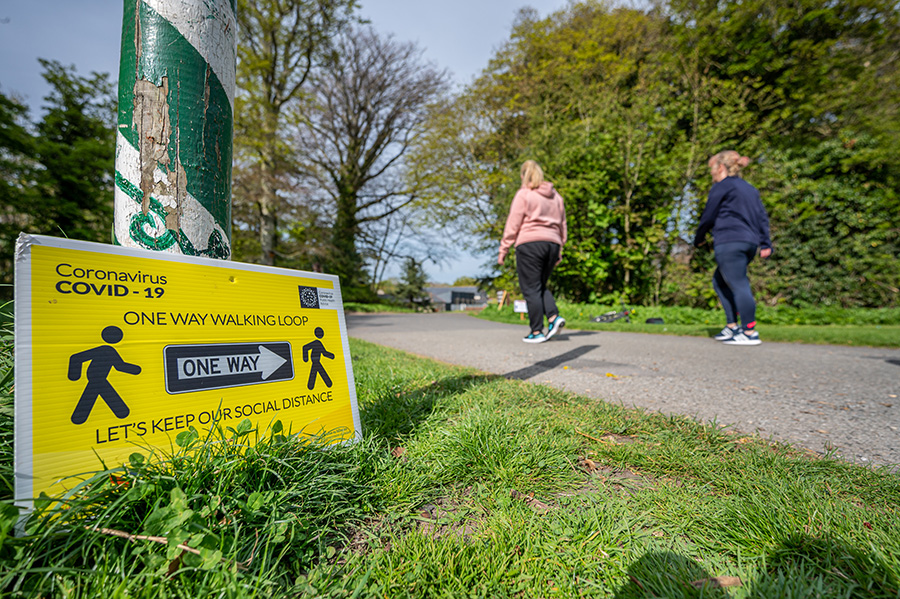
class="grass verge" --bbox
[2,338,898,597]
[344,302,416,314]
[476,303,900,348]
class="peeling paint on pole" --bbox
[115,0,236,259]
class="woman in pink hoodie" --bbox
[498,160,568,343]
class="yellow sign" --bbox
[14,234,360,502]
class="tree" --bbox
[0,62,116,298]
[664,0,900,308]
[395,257,429,308]
[34,60,115,243]
[362,212,447,296]
[233,0,358,266]
[0,91,39,295]
[665,0,900,145]
[414,0,900,308]
[292,27,449,294]
[453,276,478,287]
[414,4,690,303]
[751,137,900,308]
[407,88,520,273]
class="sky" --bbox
[0,0,570,283]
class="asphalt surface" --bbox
[346,312,900,468]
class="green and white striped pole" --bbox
[114,0,236,259]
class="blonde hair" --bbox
[710,150,751,177]
[520,160,544,189]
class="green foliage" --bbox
[451,276,478,287]
[413,0,900,308]
[340,284,378,304]
[342,301,414,314]
[232,0,359,267]
[667,0,900,142]
[752,136,900,307]
[657,247,720,309]
[0,93,38,296]
[32,60,116,241]
[462,5,690,304]
[395,257,430,308]
[0,62,115,299]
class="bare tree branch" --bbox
[291,26,450,287]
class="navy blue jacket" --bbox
[694,176,772,250]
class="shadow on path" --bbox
[556,330,600,339]
[503,345,599,380]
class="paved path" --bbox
[347,312,900,467]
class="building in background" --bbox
[425,286,487,312]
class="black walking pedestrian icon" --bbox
[68,326,142,425]
[302,327,334,390]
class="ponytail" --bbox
[520,160,545,189]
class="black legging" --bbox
[515,241,560,333]
[713,241,758,327]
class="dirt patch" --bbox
[510,488,554,513]
[603,468,657,494]
[558,477,602,498]
[575,455,658,495]
[415,495,481,542]
[576,430,639,446]
[342,515,394,555]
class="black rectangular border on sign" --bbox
[164,341,294,394]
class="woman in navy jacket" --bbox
[694,151,772,346]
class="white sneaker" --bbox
[723,329,761,346]
[714,326,738,341]
[546,316,566,340]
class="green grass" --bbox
[2,333,899,597]
[343,301,416,314]
[476,302,900,348]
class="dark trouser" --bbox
[713,241,758,328]
[515,241,560,333]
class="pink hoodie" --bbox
[498,182,567,262]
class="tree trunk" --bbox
[257,158,274,266]
[332,193,362,287]
[256,107,279,265]
[114,0,236,259]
